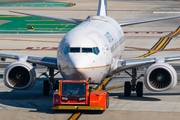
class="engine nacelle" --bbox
[3,61,36,90]
[144,63,177,92]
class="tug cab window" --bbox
[62,83,86,95]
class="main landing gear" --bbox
[124,68,144,97]
[41,68,59,96]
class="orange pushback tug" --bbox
[52,80,109,111]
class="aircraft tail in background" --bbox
[97,0,107,16]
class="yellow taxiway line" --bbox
[132,26,180,59]
[69,112,82,120]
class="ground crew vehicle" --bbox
[52,80,109,111]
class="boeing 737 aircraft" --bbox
[2,0,180,97]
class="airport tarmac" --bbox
[1,65,180,120]
[1,0,180,120]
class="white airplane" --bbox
[1,0,180,97]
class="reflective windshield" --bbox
[82,48,93,53]
[64,47,100,55]
[62,83,86,95]
[93,47,100,55]
[64,47,70,54]
[69,47,80,52]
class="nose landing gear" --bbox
[40,68,60,96]
[124,68,144,97]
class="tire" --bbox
[124,81,131,97]
[43,80,50,96]
[136,81,143,97]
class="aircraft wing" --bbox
[0,52,58,69]
[9,10,83,25]
[119,15,180,26]
[113,55,180,74]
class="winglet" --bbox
[97,0,107,16]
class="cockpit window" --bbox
[64,47,100,55]
[93,47,100,55]
[64,47,70,54]
[69,47,80,52]
[82,48,93,53]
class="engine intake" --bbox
[144,63,177,92]
[3,61,36,90]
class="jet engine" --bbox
[144,63,177,92]
[3,61,36,90]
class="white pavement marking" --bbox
[153,12,180,14]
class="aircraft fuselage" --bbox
[57,15,125,82]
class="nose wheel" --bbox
[124,68,144,97]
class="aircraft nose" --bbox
[63,54,93,80]
[69,55,92,69]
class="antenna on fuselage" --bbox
[97,0,107,16]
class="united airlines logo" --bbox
[104,32,114,43]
